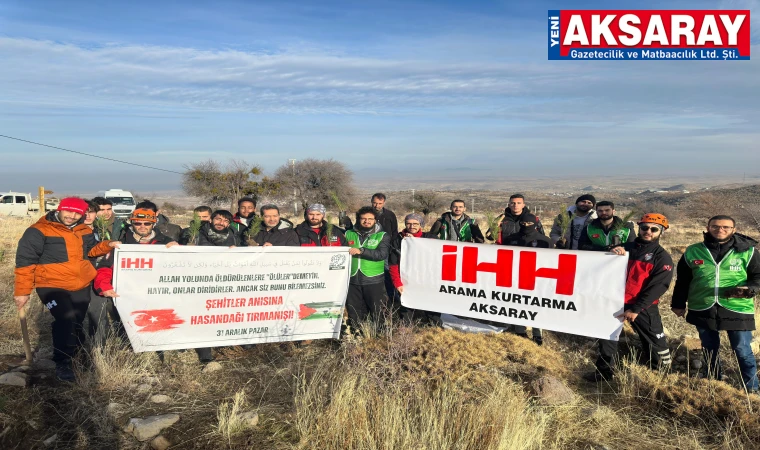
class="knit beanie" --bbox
[575,194,596,206]
[57,197,88,215]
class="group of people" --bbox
[12,192,760,394]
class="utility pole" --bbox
[289,159,297,216]
[38,186,45,214]
[469,194,475,214]
[411,189,415,213]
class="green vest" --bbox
[684,243,754,314]
[439,217,473,242]
[345,230,386,278]
[586,222,630,248]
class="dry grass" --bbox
[2,215,760,449]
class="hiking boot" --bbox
[583,370,613,383]
[55,363,76,382]
[533,336,544,346]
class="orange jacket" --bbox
[14,212,113,296]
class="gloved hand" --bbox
[725,287,755,298]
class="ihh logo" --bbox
[121,258,154,270]
[440,245,577,295]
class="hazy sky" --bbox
[1,0,758,194]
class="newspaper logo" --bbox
[329,254,347,270]
[548,10,751,60]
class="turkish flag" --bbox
[298,304,317,320]
[131,309,185,332]
[693,260,705,266]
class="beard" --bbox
[598,214,613,221]
[576,204,592,213]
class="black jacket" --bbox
[488,207,545,242]
[197,222,245,247]
[623,238,674,313]
[578,217,636,251]
[295,221,348,247]
[251,221,300,247]
[349,223,391,286]
[500,230,553,248]
[672,233,760,331]
[375,208,398,240]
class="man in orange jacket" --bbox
[14,197,118,382]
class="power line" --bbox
[0,134,184,175]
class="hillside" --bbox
[0,214,759,449]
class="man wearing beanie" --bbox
[429,199,485,243]
[296,204,348,247]
[586,213,674,382]
[550,194,598,250]
[14,197,118,382]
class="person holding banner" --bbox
[585,213,674,382]
[93,209,181,356]
[389,213,437,323]
[14,197,118,382]
[296,204,348,247]
[499,215,552,345]
[250,205,299,246]
[345,206,391,330]
[671,215,760,393]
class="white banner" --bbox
[400,238,626,340]
[112,245,350,352]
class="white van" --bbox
[103,189,136,218]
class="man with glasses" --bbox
[345,206,391,329]
[672,215,760,393]
[585,213,674,382]
[389,213,437,322]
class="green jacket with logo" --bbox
[672,233,760,331]
[578,217,635,251]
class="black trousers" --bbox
[87,288,116,347]
[596,305,671,375]
[38,286,91,365]
[346,283,388,329]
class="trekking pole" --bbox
[18,307,34,363]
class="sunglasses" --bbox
[639,225,661,232]
[132,222,154,227]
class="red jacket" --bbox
[623,238,674,313]
[388,229,437,289]
[295,221,347,247]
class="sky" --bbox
[0,0,758,194]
